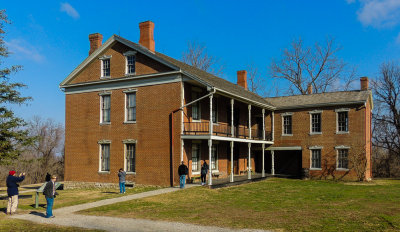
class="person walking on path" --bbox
[118,168,126,194]
[178,161,188,189]
[6,170,25,215]
[201,160,209,186]
[43,175,58,218]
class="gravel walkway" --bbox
[11,185,270,232]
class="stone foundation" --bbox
[64,181,135,189]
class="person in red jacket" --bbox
[6,170,25,215]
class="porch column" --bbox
[231,99,234,137]
[180,140,184,162]
[248,143,251,179]
[248,105,252,139]
[209,95,213,135]
[271,112,275,141]
[230,141,234,182]
[262,109,265,140]
[262,143,265,177]
[208,139,212,185]
[271,150,275,176]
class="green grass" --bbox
[80,178,400,231]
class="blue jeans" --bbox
[45,197,54,218]
[179,175,186,188]
[119,182,125,193]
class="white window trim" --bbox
[99,55,112,78]
[124,51,137,76]
[309,146,323,170]
[124,89,137,123]
[98,141,111,173]
[191,89,202,122]
[309,110,322,135]
[99,93,111,125]
[336,108,350,134]
[191,143,201,175]
[281,112,293,136]
[123,140,137,174]
[335,145,350,171]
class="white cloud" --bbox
[355,0,400,28]
[60,2,80,19]
[5,39,45,63]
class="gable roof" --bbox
[265,90,373,110]
[60,35,275,109]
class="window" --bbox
[126,55,135,74]
[337,111,348,132]
[311,113,321,133]
[212,97,218,123]
[337,149,349,169]
[310,149,321,169]
[211,144,218,170]
[192,143,200,172]
[192,91,201,121]
[102,59,110,77]
[125,143,136,172]
[101,95,111,123]
[100,144,110,172]
[283,115,292,135]
[125,92,136,122]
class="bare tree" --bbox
[270,37,356,95]
[182,41,224,76]
[246,63,266,96]
[372,61,400,177]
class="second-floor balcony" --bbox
[183,122,273,141]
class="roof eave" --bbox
[274,100,367,110]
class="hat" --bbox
[9,170,16,176]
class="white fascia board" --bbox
[181,134,274,144]
[266,146,302,151]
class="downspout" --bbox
[170,87,216,187]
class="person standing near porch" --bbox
[201,160,209,186]
[178,161,188,189]
[118,168,126,194]
[6,170,25,215]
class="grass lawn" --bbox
[0,185,160,232]
[80,178,400,231]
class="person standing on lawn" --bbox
[178,161,188,189]
[6,170,25,215]
[201,160,209,186]
[43,175,58,218]
[118,168,126,194]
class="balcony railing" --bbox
[183,122,272,141]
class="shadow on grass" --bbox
[29,211,46,217]
[29,204,46,209]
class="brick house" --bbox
[60,21,372,187]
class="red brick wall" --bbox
[65,82,182,186]
[70,43,173,85]
[273,104,369,180]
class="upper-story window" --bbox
[212,97,218,123]
[100,94,111,123]
[310,110,322,134]
[336,108,349,133]
[124,90,136,122]
[282,113,293,135]
[124,51,137,75]
[192,91,201,121]
[99,55,112,78]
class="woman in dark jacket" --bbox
[201,161,209,186]
[6,170,25,215]
[43,175,58,218]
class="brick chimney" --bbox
[237,70,248,90]
[89,33,103,55]
[307,84,313,94]
[360,77,369,90]
[139,21,155,52]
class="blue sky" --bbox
[2,0,400,124]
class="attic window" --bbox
[99,55,112,78]
[124,51,137,75]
